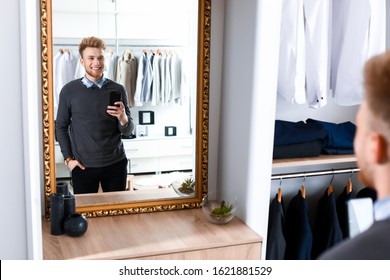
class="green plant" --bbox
[211,200,233,216]
[178,178,195,194]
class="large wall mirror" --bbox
[40,0,211,219]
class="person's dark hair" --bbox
[79,37,106,57]
[364,50,390,126]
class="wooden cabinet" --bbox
[42,209,262,260]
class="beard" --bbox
[85,67,103,80]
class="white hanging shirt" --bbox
[151,53,161,106]
[74,54,85,79]
[170,53,182,103]
[159,54,166,105]
[164,53,172,103]
[303,0,331,109]
[53,50,63,118]
[277,0,306,105]
[133,53,145,107]
[104,51,119,81]
[331,0,385,106]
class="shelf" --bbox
[272,154,356,169]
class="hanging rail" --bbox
[271,167,360,181]
[53,38,187,48]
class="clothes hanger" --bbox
[327,185,334,196]
[328,169,335,196]
[277,178,283,203]
[347,171,353,194]
[301,174,306,199]
[277,188,282,203]
[301,185,306,199]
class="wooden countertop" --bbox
[42,208,262,260]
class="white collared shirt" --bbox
[374,196,390,221]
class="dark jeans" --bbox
[71,158,128,194]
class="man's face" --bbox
[80,47,105,82]
[354,102,373,187]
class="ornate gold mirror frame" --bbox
[40,0,211,219]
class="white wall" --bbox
[0,0,42,259]
[217,0,282,259]
[0,0,27,259]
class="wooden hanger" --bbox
[277,187,282,203]
[327,169,335,196]
[300,185,306,199]
[300,174,306,199]
[347,178,353,194]
[327,185,334,196]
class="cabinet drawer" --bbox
[124,137,193,158]
[125,145,156,158]
[159,155,193,171]
[128,158,160,174]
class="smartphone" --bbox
[109,92,121,107]
[347,198,374,238]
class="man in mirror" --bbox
[56,36,134,194]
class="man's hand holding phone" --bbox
[107,91,128,126]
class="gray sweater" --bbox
[318,219,390,259]
[56,78,134,168]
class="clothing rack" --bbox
[53,38,186,48]
[271,167,360,181]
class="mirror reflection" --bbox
[52,0,199,206]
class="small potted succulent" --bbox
[202,192,237,224]
[170,176,195,197]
